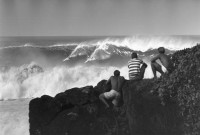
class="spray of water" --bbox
[0,61,158,100]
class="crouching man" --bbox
[99,70,125,108]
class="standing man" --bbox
[99,70,125,108]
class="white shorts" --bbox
[103,90,121,106]
[162,66,170,74]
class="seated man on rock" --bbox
[151,47,173,79]
[128,52,147,80]
[99,70,125,108]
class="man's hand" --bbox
[143,63,148,68]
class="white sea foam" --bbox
[92,36,198,52]
[0,99,30,135]
[0,60,157,100]
[62,36,198,52]
[62,36,198,62]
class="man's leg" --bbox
[137,63,148,80]
[151,62,164,78]
[99,93,110,108]
[112,94,121,107]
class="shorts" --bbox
[129,73,140,80]
[162,66,168,73]
[162,66,173,74]
[103,90,121,106]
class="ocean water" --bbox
[0,99,31,135]
[0,36,200,135]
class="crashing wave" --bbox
[86,44,132,62]
[89,36,197,52]
[0,36,198,51]
[16,62,44,83]
[0,36,198,64]
[62,36,197,62]
[63,44,96,61]
[0,62,44,100]
[0,43,77,51]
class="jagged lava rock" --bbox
[29,84,129,135]
[29,79,181,135]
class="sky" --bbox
[0,0,200,36]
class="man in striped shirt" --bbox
[128,52,145,80]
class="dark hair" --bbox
[131,52,138,58]
[158,47,165,53]
[114,70,120,76]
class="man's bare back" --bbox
[156,54,171,69]
[108,76,125,92]
[99,70,125,108]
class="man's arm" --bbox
[122,77,126,86]
[151,54,160,62]
[118,77,126,91]
[140,59,144,65]
[128,61,130,69]
[106,77,111,85]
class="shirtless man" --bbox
[151,47,173,79]
[99,70,125,108]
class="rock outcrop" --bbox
[29,44,200,135]
[29,83,129,135]
[123,79,182,135]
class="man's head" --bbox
[114,70,120,77]
[131,52,138,59]
[158,47,165,54]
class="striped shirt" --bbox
[128,58,143,80]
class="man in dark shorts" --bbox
[151,47,173,79]
[99,70,125,108]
